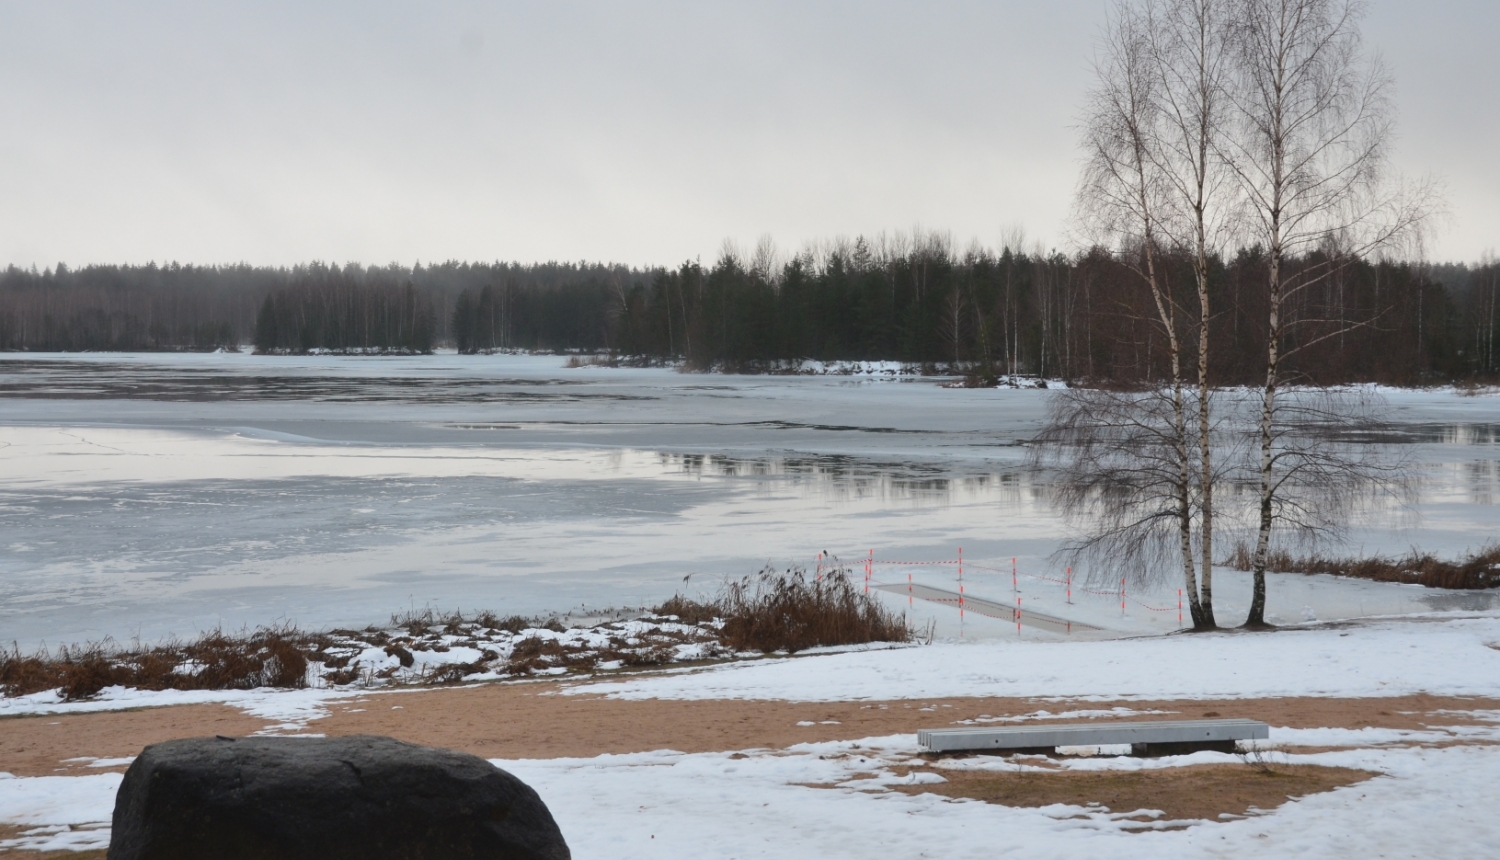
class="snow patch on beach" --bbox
[0,685,360,732]
[507,739,1499,858]
[0,772,118,853]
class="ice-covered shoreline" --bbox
[2,351,1496,649]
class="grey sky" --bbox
[0,0,1493,268]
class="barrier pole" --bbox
[907,570,913,608]
[1121,576,1126,616]
[1012,557,1017,596]
[1016,596,1022,637]
[1066,566,1072,605]
[1178,589,1183,627]
[864,549,872,594]
[954,546,966,633]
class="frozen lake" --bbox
[1,352,1496,647]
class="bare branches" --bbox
[1226,0,1437,624]
[1030,386,1237,619]
[1219,387,1415,549]
[1062,0,1438,629]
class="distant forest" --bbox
[0,238,1495,384]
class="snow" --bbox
[570,615,1500,702]
[4,614,1500,857]
[0,684,363,733]
[5,736,1496,858]
[0,773,118,852]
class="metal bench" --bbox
[918,718,1269,756]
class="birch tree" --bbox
[1143,0,1239,627]
[1058,0,1233,628]
[1227,0,1434,625]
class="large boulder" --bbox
[108,734,570,860]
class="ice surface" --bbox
[0,353,1495,647]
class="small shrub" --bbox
[425,661,489,685]
[717,566,909,654]
[391,608,438,637]
[0,626,320,701]
[621,644,677,666]
[441,611,466,636]
[58,647,130,700]
[383,644,415,668]
[652,595,720,625]
[0,647,62,697]
[492,615,532,633]
[506,636,582,674]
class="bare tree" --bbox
[1219,387,1415,583]
[1143,0,1240,624]
[1031,385,1238,615]
[1072,0,1217,626]
[1226,0,1436,624]
[750,234,781,286]
[939,288,969,366]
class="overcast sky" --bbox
[0,0,1494,269]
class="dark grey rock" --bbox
[107,734,570,860]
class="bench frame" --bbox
[918,718,1269,756]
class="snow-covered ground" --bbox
[8,742,1500,857]
[5,613,1494,721]
[513,742,1500,859]
[5,616,1500,856]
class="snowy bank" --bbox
[570,615,1500,702]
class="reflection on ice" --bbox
[1419,591,1500,613]
[0,427,1054,648]
[657,452,1033,506]
[1392,423,1500,445]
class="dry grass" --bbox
[652,595,721,626]
[1453,380,1500,397]
[1224,541,1500,589]
[0,610,726,701]
[2,570,911,702]
[657,566,910,654]
[0,626,320,700]
[890,763,1375,823]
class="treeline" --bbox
[1,245,1496,383]
[600,238,1497,385]
[0,260,643,354]
[0,262,255,351]
[253,271,436,354]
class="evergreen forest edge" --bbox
[1,239,1497,386]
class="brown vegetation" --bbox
[0,627,320,701]
[1224,541,1500,589]
[890,762,1375,823]
[658,567,910,654]
[1,574,911,702]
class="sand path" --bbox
[4,681,1496,778]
